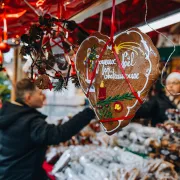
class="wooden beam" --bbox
[70,0,126,23]
[11,47,19,101]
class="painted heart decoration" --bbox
[75,28,160,135]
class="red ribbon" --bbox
[86,0,143,122]
[112,46,143,104]
[85,39,111,97]
[110,0,116,42]
[99,115,135,123]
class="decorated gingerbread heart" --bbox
[75,28,160,135]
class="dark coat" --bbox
[135,94,177,126]
[0,101,95,180]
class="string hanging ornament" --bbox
[144,0,179,96]
[75,0,160,134]
[21,0,91,91]
[0,4,10,72]
[20,8,89,91]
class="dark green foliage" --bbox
[98,105,112,119]
[96,93,135,119]
[71,75,80,88]
[0,72,11,101]
[53,78,66,92]
[97,93,135,106]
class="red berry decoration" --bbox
[55,72,61,78]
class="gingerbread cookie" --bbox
[35,74,50,89]
[76,28,160,135]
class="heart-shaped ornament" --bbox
[75,28,160,135]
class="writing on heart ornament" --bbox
[75,28,160,135]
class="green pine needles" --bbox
[97,93,135,106]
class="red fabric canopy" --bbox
[80,0,180,35]
[0,0,179,39]
[0,0,97,38]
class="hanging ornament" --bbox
[55,54,68,71]
[0,42,10,53]
[20,13,89,91]
[45,54,55,70]
[75,0,161,135]
[35,74,51,90]
[0,9,10,72]
[76,29,160,134]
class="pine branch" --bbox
[53,78,66,92]
[71,75,80,88]
[98,104,112,119]
[97,93,135,106]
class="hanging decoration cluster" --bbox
[0,3,10,72]
[20,13,89,91]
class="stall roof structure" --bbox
[0,0,180,39]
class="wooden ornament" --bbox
[76,28,160,135]
[35,74,51,90]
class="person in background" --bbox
[135,72,180,126]
[0,99,2,108]
[0,78,95,180]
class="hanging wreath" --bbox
[20,13,89,91]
